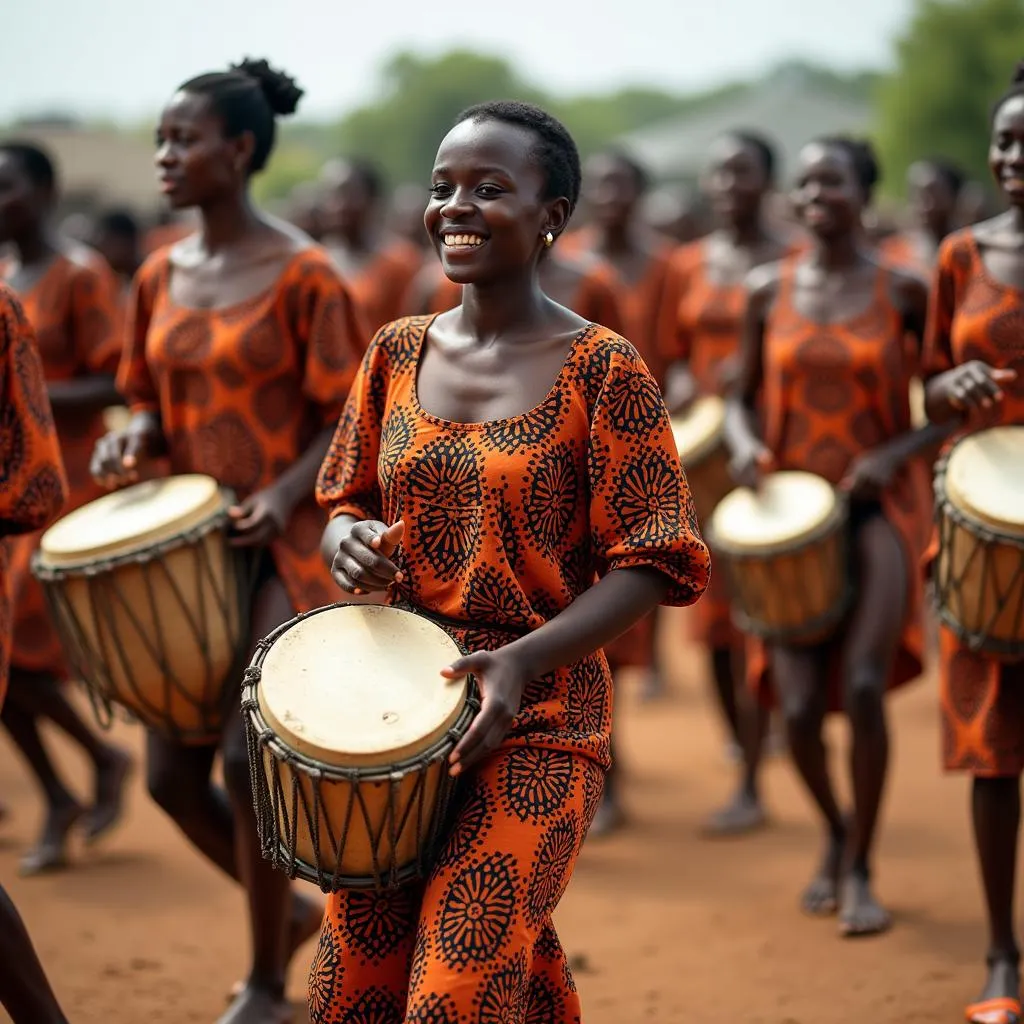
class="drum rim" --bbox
[31,499,234,579]
[935,448,1024,546]
[708,494,848,558]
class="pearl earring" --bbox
[543,231,554,247]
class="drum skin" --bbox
[244,603,478,891]
[32,476,245,742]
[708,471,849,644]
[934,427,1024,659]
[671,395,734,525]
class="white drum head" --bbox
[672,395,725,465]
[946,426,1024,535]
[38,474,225,567]
[257,604,467,768]
[710,471,837,552]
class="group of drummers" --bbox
[1,50,1024,1024]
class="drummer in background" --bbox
[657,130,797,837]
[91,208,143,293]
[315,99,710,1021]
[727,136,943,937]
[0,283,73,1024]
[90,57,368,1024]
[878,158,966,275]
[0,141,134,876]
[921,64,1024,1024]
[319,157,422,333]
[388,182,431,254]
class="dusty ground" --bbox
[0,609,991,1023]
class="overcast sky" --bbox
[3,0,914,124]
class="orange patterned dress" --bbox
[337,240,421,334]
[747,261,931,706]
[923,229,1024,776]
[0,285,69,705]
[313,316,709,1022]
[877,233,931,277]
[6,252,122,677]
[118,246,368,614]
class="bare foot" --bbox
[702,790,766,838]
[83,748,133,844]
[839,868,892,937]
[20,800,85,876]
[966,956,1021,1023]
[216,985,293,1024]
[587,794,624,840]
[227,894,323,1001]
[800,828,845,917]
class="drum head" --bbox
[945,427,1024,536]
[38,475,225,568]
[672,396,725,465]
[710,471,837,552]
[257,604,467,769]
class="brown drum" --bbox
[671,395,734,524]
[933,426,1024,661]
[243,603,478,892]
[32,474,248,743]
[708,470,850,643]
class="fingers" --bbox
[333,550,398,590]
[954,362,1007,409]
[91,433,136,488]
[991,367,1018,383]
[371,520,406,559]
[441,654,484,681]
[449,702,510,775]
[330,555,391,595]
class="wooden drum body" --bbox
[934,427,1024,661]
[32,475,247,742]
[242,603,479,892]
[708,471,850,644]
[671,396,734,525]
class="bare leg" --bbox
[218,574,306,1024]
[704,644,767,836]
[772,642,846,915]
[0,883,68,1023]
[837,516,905,937]
[971,776,1021,1017]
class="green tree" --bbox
[875,0,1024,195]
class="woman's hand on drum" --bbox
[227,487,291,548]
[441,648,528,776]
[90,415,163,488]
[931,361,1017,414]
[729,438,774,490]
[839,448,898,500]
[331,520,406,595]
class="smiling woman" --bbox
[314,100,711,1022]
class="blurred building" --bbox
[619,66,872,187]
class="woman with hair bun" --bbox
[923,64,1024,1024]
[91,58,368,1024]
[727,135,942,938]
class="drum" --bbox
[32,475,248,742]
[708,471,850,643]
[671,395,734,524]
[933,426,1024,660]
[242,603,478,892]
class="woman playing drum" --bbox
[657,131,798,837]
[922,65,1024,1024]
[0,283,72,1022]
[0,141,134,875]
[315,101,710,1022]
[726,137,941,938]
[90,58,368,1024]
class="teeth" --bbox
[443,234,485,247]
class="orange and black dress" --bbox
[313,316,710,1022]
[5,251,122,679]
[923,229,1024,776]
[338,240,421,334]
[746,260,931,706]
[0,284,69,705]
[117,245,368,616]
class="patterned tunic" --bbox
[0,285,69,705]
[118,246,368,614]
[5,251,122,676]
[923,229,1024,776]
[748,261,932,707]
[311,316,709,1021]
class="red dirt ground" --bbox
[0,609,991,1023]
